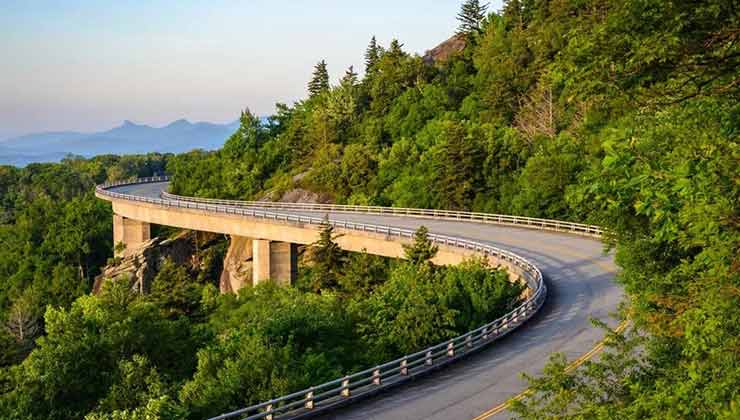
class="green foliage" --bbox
[179,331,295,418]
[308,59,330,98]
[354,263,458,359]
[84,396,187,420]
[403,226,438,265]
[353,257,521,362]
[456,0,489,37]
[442,257,524,332]
[161,0,737,416]
[305,217,346,293]
[430,120,484,210]
[339,250,389,296]
[0,154,168,366]
[183,282,363,418]
[147,259,206,319]
[364,36,382,74]
[0,279,203,419]
[4,0,738,417]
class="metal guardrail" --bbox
[159,189,603,238]
[94,176,597,420]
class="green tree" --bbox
[147,259,205,319]
[0,279,202,419]
[339,250,389,296]
[442,257,523,331]
[456,0,488,36]
[387,39,404,58]
[179,331,295,419]
[339,143,377,198]
[364,36,381,74]
[430,120,484,210]
[307,59,330,97]
[354,263,457,360]
[516,99,739,419]
[341,65,358,87]
[308,217,346,293]
[187,283,364,418]
[403,226,438,265]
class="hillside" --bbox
[0,1,737,419]
[168,0,739,418]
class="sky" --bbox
[0,1,502,140]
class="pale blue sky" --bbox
[0,1,502,139]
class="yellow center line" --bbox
[471,321,629,420]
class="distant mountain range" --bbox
[0,118,241,166]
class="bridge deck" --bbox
[107,181,622,420]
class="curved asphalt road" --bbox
[110,182,623,420]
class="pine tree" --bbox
[364,36,381,74]
[388,39,405,58]
[403,226,438,265]
[341,65,358,88]
[308,59,330,97]
[502,0,534,29]
[328,66,359,130]
[456,0,489,36]
[310,216,345,293]
[502,0,523,29]
[432,121,483,210]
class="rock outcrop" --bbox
[94,231,219,294]
[277,188,333,204]
[423,34,467,65]
[219,236,254,293]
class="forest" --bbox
[1,0,739,419]
[0,153,521,419]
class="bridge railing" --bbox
[160,191,603,237]
[97,176,602,237]
[94,177,575,419]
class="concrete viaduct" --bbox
[96,177,622,420]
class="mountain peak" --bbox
[423,34,467,65]
[2,117,240,166]
[166,118,191,128]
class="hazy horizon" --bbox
[1,117,240,141]
[1,1,503,140]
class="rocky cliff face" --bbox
[94,231,222,294]
[219,236,254,293]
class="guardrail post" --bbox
[372,369,381,385]
[341,377,350,397]
[400,359,408,376]
[466,335,473,348]
[305,389,314,409]
[482,326,489,340]
[265,403,273,420]
[425,351,433,366]
[447,342,455,357]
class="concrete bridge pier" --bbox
[221,236,299,293]
[252,239,298,286]
[113,214,150,256]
